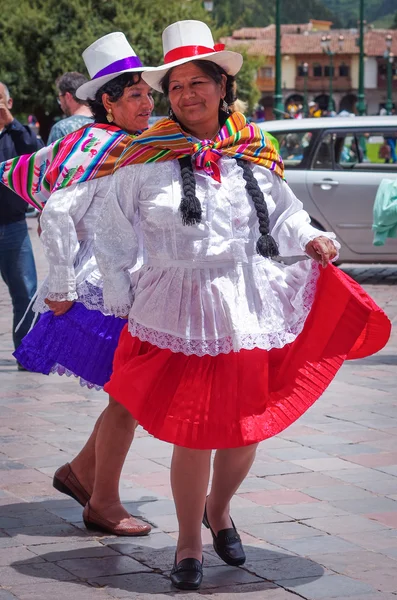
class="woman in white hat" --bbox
[12,33,154,536]
[94,20,390,588]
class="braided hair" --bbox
[162,60,278,257]
[236,159,279,258]
[176,156,278,257]
[178,156,202,225]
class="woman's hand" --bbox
[44,299,74,316]
[305,236,338,268]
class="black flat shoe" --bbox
[203,501,246,566]
[170,554,203,590]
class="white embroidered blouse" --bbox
[36,179,111,313]
[94,157,340,356]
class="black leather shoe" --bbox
[203,502,246,566]
[170,554,203,590]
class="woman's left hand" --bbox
[305,236,338,268]
[44,299,74,316]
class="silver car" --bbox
[260,116,397,263]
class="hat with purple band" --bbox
[76,32,153,100]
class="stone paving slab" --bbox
[0,226,396,598]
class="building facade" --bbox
[223,20,397,118]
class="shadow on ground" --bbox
[10,542,324,596]
[2,499,324,596]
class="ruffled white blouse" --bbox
[95,157,340,356]
[37,179,115,314]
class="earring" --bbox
[168,108,175,120]
[221,99,230,114]
[106,111,114,123]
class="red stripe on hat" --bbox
[164,45,216,64]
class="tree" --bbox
[234,48,264,113]
[0,0,267,136]
[0,0,211,137]
[212,0,340,29]
[392,10,397,29]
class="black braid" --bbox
[178,157,202,226]
[236,159,279,258]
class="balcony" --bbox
[256,76,275,92]
[295,75,352,93]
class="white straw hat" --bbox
[142,20,243,92]
[76,32,153,100]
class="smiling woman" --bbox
[11,32,155,539]
[162,61,228,140]
[92,20,390,592]
[88,72,153,134]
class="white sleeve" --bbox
[40,179,98,300]
[94,167,140,317]
[253,166,340,257]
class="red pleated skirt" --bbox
[105,265,391,449]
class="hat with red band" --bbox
[76,32,154,101]
[142,20,243,92]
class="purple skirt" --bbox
[14,303,126,389]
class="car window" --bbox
[356,131,397,166]
[313,133,333,169]
[313,129,397,171]
[270,130,314,168]
[337,134,360,166]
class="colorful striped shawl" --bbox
[116,112,284,182]
[0,124,136,210]
[0,113,283,211]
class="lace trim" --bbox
[45,292,78,302]
[75,280,106,313]
[108,306,131,319]
[34,281,107,315]
[128,320,305,356]
[50,363,102,391]
[127,263,320,356]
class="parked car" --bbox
[260,116,397,263]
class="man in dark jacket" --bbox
[0,82,43,364]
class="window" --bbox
[336,134,360,165]
[313,129,397,171]
[313,134,333,169]
[324,65,335,77]
[313,63,322,77]
[297,63,308,77]
[259,66,273,78]
[356,131,397,166]
[272,130,314,168]
[339,63,350,77]
[314,132,362,170]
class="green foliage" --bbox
[233,48,263,113]
[0,0,211,126]
[373,12,396,28]
[392,10,397,29]
[323,0,396,28]
[0,0,272,129]
[212,0,339,29]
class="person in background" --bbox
[0,82,43,365]
[47,72,94,143]
[309,101,321,118]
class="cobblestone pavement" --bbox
[0,223,396,600]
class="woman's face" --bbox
[102,80,154,133]
[167,62,226,134]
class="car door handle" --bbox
[314,179,339,190]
